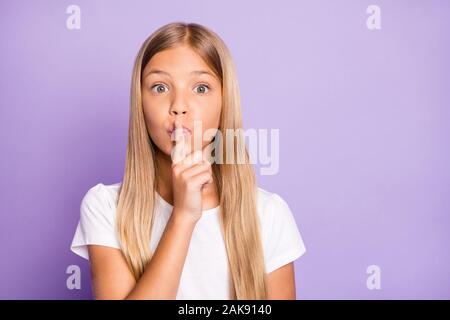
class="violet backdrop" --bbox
[0,0,449,299]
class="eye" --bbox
[194,84,210,94]
[151,83,169,94]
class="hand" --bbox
[170,120,214,223]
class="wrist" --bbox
[171,208,201,226]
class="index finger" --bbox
[171,120,186,164]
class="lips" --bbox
[167,126,192,140]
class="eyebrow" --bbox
[144,69,215,79]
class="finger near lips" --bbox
[180,149,202,166]
[171,119,214,166]
[172,119,200,165]
[189,170,214,189]
[183,130,192,156]
[180,160,212,179]
[172,148,213,184]
[170,122,214,197]
[170,121,214,189]
[173,144,214,179]
[171,142,184,164]
[171,125,187,164]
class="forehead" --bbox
[143,45,215,78]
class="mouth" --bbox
[167,127,192,141]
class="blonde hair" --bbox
[116,22,267,299]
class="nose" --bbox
[169,108,187,116]
[169,94,189,116]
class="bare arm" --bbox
[88,211,197,300]
[89,123,213,299]
[266,262,297,299]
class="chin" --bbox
[148,138,169,157]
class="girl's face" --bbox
[141,45,222,158]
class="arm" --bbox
[88,128,213,300]
[88,211,197,300]
[266,262,297,300]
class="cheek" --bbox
[195,94,222,127]
[142,102,166,139]
[196,107,221,145]
[142,93,166,124]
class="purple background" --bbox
[1,0,449,299]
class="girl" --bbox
[70,22,306,300]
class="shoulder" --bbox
[255,186,298,238]
[81,182,121,207]
[255,186,293,221]
[71,182,122,259]
[79,182,122,224]
[255,187,307,273]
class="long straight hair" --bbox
[116,22,267,299]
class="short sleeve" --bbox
[263,193,306,273]
[70,183,121,260]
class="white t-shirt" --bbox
[70,182,306,299]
